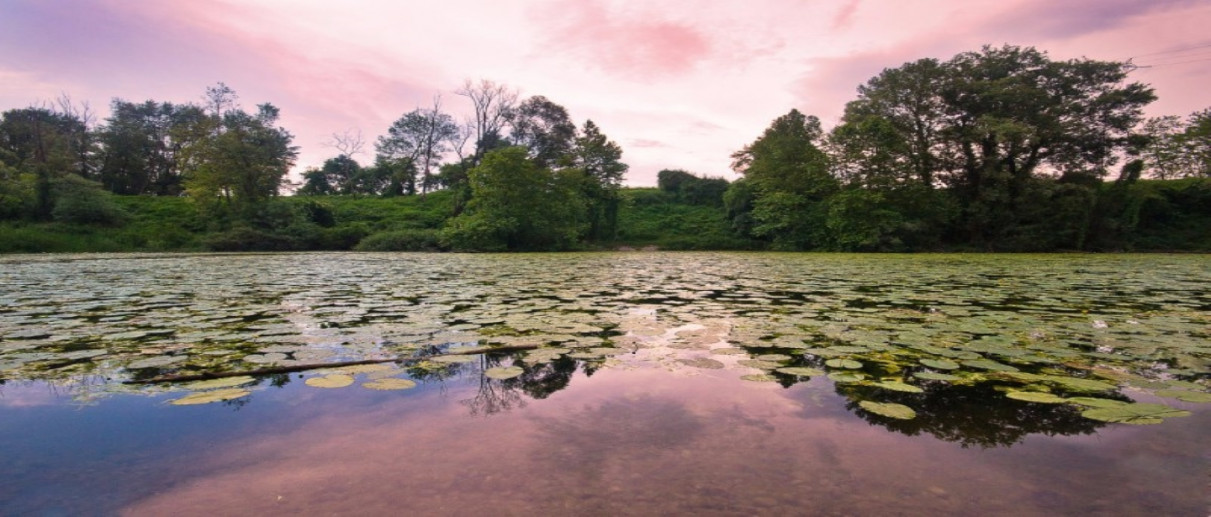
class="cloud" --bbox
[533,0,713,79]
[832,0,862,30]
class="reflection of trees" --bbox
[459,354,585,416]
[837,383,1109,449]
[761,352,1112,448]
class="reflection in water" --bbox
[2,253,1210,514]
[838,383,1105,448]
[101,368,1209,516]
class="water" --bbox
[1,252,1208,515]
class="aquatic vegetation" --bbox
[0,252,1207,435]
[858,401,917,420]
[1080,403,1192,425]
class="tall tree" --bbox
[455,79,518,164]
[182,88,297,214]
[508,95,576,168]
[376,99,459,194]
[572,119,628,239]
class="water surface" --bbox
[1,252,1208,515]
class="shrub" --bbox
[356,228,442,251]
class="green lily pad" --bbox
[1066,397,1128,408]
[913,371,962,382]
[363,378,417,390]
[1081,403,1192,425]
[756,354,793,362]
[738,359,782,370]
[336,364,393,374]
[961,359,1018,372]
[919,358,959,370]
[1006,391,1066,404]
[873,380,924,393]
[128,356,187,369]
[828,372,866,383]
[170,388,251,406]
[859,401,916,420]
[825,359,863,369]
[305,374,355,388]
[776,366,825,377]
[1042,375,1116,393]
[430,355,477,364]
[183,376,257,390]
[1153,390,1211,403]
[741,373,778,382]
[484,366,525,379]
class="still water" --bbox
[1,252,1208,515]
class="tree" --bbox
[571,119,628,239]
[729,109,837,249]
[834,45,1156,246]
[0,106,88,219]
[442,147,586,251]
[455,79,518,164]
[376,99,459,194]
[98,99,207,195]
[182,88,297,216]
[508,95,576,168]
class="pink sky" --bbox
[2,0,1209,186]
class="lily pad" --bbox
[1081,403,1192,425]
[1153,390,1211,403]
[873,380,924,393]
[913,371,962,382]
[678,358,726,370]
[826,359,863,369]
[363,378,418,390]
[1006,391,1066,404]
[859,401,917,420]
[305,374,355,388]
[128,356,187,369]
[429,355,477,364]
[169,388,251,406]
[828,372,866,383]
[775,366,825,377]
[182,376,257,390]
[740,373,778,382]
[961,359,1018,372]
[919,358,960,370]
[484,366,525,380]
[1066,397,1127,408]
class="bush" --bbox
[203,227,298,251]
[355,229,442,251]
[51,175,126,225]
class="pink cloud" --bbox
[533,0,713,79]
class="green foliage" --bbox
[50,174,126,225]
[657,169,728,206]
[355,229,442,251]
[442,147,586,251]
[824,189,903,251]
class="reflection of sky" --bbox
[4,365,1203,515]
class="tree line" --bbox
[1,44,1208,252]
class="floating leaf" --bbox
[873,380,924,393]
[484,366,525,379]
[914,371,961,382]
[919,358,959,370]
[738,359,782,370]
[1006,391,1066,404]
[363,378,417,390]
[170,388,250,406]
[961,359,1018,372]
[1066,397,1127,408]
[1153,390,1211,403]
[1081,403,1191,425]
[776,367,825,377]
[429,355,476,364]
[336,364,393,374]
[183,376,257,390]
[756,354,792,362]
[678,358,725,370]
[828,372,866,383]
[825,359,863,369]
[741,373,778,382]
[128,356,187,369]
[859,401,916,420]
[305,374,354,388]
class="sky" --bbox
[2,0,1209,186]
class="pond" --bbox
[1,252,1209,515]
